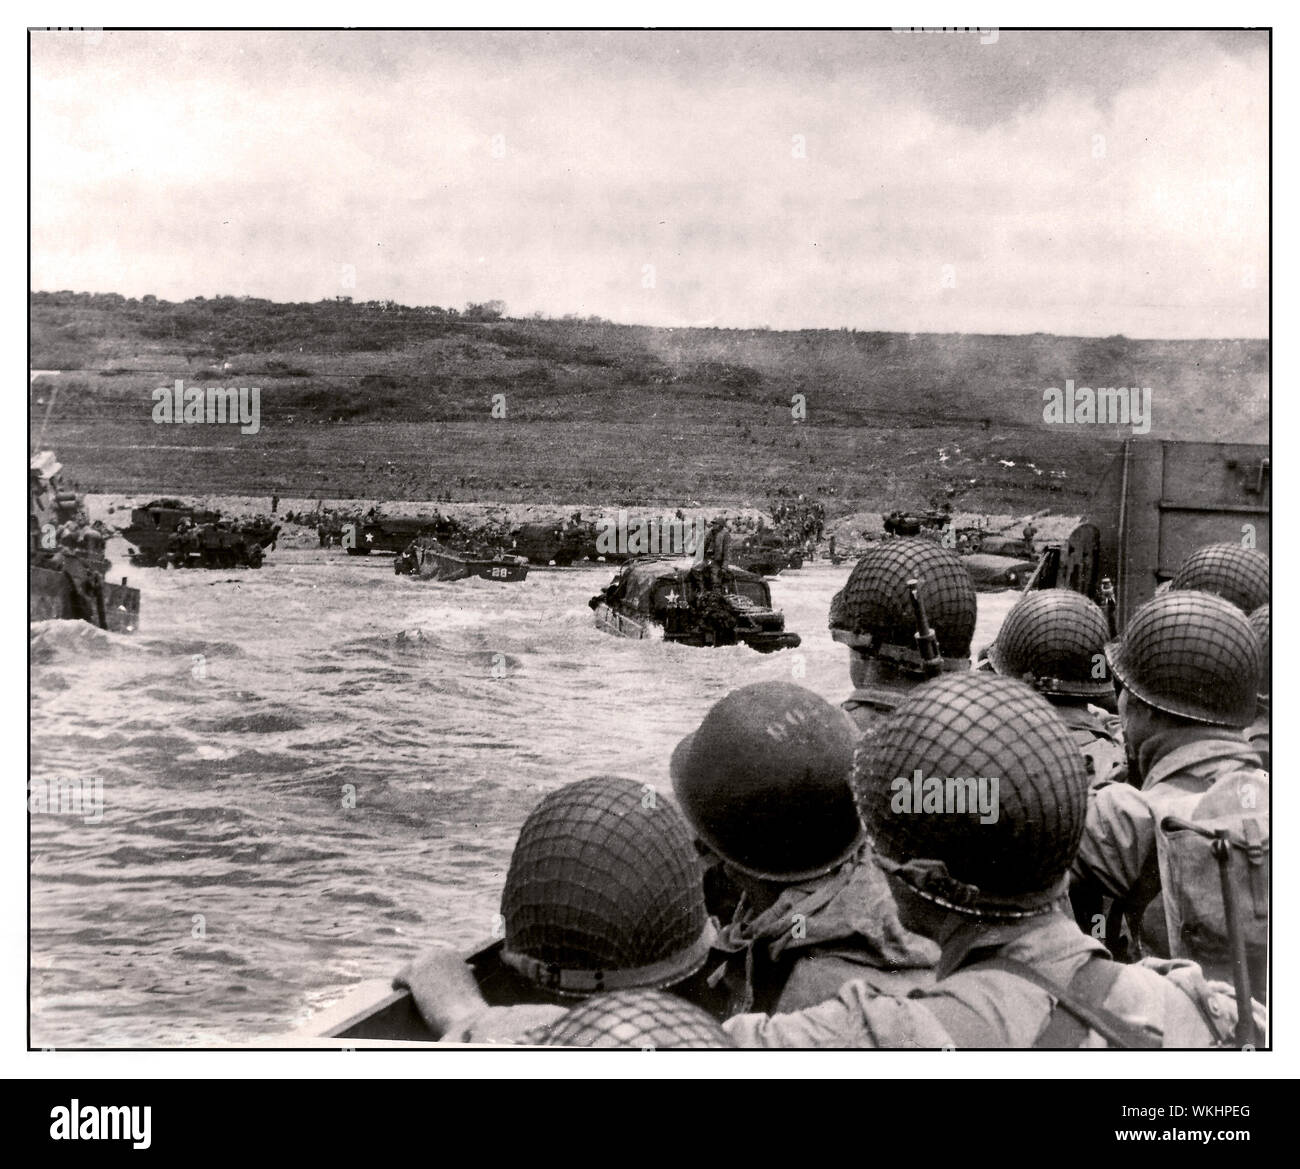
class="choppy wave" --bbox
[30,551,1017,1046]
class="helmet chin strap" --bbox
[871,851,1065,921]
[502,921,716,996]
[875,642,969,677]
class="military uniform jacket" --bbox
[708,846,937,1017]
[721,912,1256,1048]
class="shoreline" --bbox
[86,491,1083,550]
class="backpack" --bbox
[1154,769,1269,968]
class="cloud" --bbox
[30,29,1268,337]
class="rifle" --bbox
[1098,576,1118,639]
[906,578,943,678]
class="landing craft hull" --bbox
[347,515,459,555]
[401,545,529,582]
[1026,440,1271,632]
[29,565,139,633]
[303,940,524,1044]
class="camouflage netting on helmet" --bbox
[988,589,1112,699]
[1250,604,1270,701]
[543,989,734,1048]
[830,539,976,660]
[501,776,711,995]
[1170,543,1270,614]
[1107,591,1260,727]
[855,673,1088,911]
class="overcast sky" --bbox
[31,29,1268,338]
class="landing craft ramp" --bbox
[1048,440,1269,630]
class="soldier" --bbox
[1070,591,1267,991]
[700,516,732,590]
[722,673,1261,1048]
[1247,604,1269,769]
[1170,543,1269,615]
[670,682,936,1016]
[983,590,1124,783]
[543,989,734,1049]
[829,539,976,735]
[397,775,717,1043]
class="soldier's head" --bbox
[670,682,861,904]
[829,539,976,688]
[1105,591,1260,759]
[852,673,1088,937]
[499,776,714,1003]
[987,590,1113,707]
[543,989,733,1049]
[1170,543,1269,614]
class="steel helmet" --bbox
[1106,591,1259,727]
[854,673,1088,919]
[829,539,976,672]
[1250,604,1270,702]
[500,776,714,998]
[987,589,1113,700]
[543,989,734,1049]
[670,682,862,882]
[1170,543,1269,614]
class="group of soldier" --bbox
[394,534,1270,1049]
[770,494,826,546]
[161,516,269,568]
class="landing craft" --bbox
[344,512,454,555]
[734,529,803,576]
[509,520,593,566]
[122,500,278,568]
[875,508,1043,590]
[511,517,633,566]
[394,537,529,582]
[1026,439,1270,631]
[302,939,515,1044]
[29,450,140,631]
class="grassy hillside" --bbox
[29,292,1269,513]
